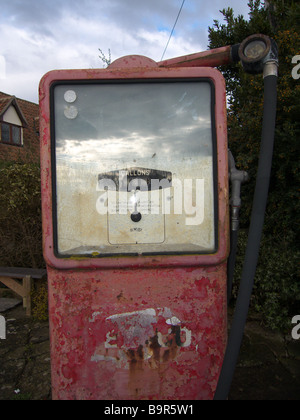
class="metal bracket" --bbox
[228,150,249,231]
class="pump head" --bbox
[238,34,278,75]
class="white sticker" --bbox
[64,105,78,119]
[64,90,77,103]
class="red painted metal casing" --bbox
[39,56,229,400]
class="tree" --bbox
[98,48,112,67]
[208,0,300,330]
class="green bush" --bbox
[232,230,300,331]
[0,163,44,268]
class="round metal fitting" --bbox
[238,34,272,74]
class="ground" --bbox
[0,302,299,400]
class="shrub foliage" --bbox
[209,0,300,330]
[0,163,44,269]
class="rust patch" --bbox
[116,291,127,302]
[148,333,161,362]
[91,307,193,370]
[125,327,183,367]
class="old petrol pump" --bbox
[39,34,278,400]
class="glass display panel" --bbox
[52,81,217,256]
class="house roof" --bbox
[0,92,40,163]
[0,96,12,115]
[0,92,39,129]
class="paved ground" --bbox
[0,302,299,400]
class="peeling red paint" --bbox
[46,265,227,400]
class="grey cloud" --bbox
[0,0,251,104]
[1,0,250,44]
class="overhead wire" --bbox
[160,0,186,61]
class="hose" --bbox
[214,70,278,400]
[227,229,239,304]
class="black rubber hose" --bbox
[227,229,239,304]
[214,74,278,400]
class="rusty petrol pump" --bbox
[39,34,278,400]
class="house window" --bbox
[0,122,22,146]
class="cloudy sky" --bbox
[0,0,251,104]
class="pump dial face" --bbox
[244,40,266,60]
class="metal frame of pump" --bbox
[159,33,279,400]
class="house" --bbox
[0,92,39,164]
